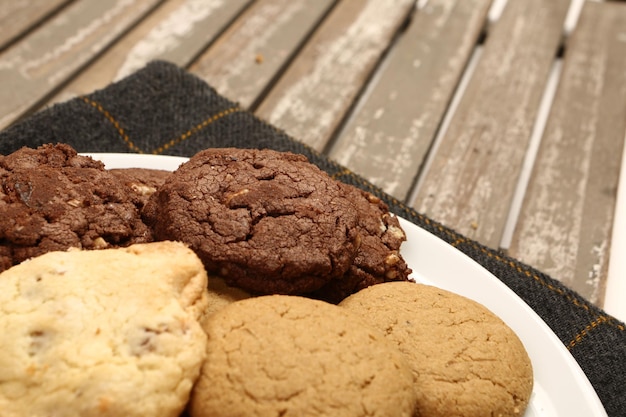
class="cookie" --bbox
[188,295,418,417]
[142,148,360,295]
[110,167,172,208]
[0,241,209,417]
[339,282,534,417]
[0,144,151,272]
[310,187,411,303]
[203,276,251,319]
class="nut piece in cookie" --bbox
[189,295,418,417]
[0,143,152,272]
[310,186,411,303]
[0,241,209,417]
[340,282,534,417]
[143,148,361,295]
[109,167,172,208]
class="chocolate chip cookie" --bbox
[142,148,360,295]
[0,144,151,272]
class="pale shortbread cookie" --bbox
[339,282,534,417]
[0,241,209,417]
[189,295,418,417]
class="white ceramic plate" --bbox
[88,153,607,417]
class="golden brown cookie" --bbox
[189,295,418,417]
[339,282,534,417]
[203,276,251,320]
[0,241,209,417]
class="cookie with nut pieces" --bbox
[142,148,361,295]
[310,186,411,303]
[0,144,151,272]
[110,167,173,208]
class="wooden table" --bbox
[1,0,625,320]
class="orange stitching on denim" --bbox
[331,168,352,179]
[568,316,624,350]
[462,235,623,332]
[450,238,464,247]
[80,96,144,153]
[151,107,241,155]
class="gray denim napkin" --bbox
[1,60,624,416]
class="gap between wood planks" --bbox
[321,0,418,156]
[326,0,499,200]
[246,0,341,113]
[1,0,168,130]
[499,0,585,251]
[0,0,75,53]
[183,1,259,79]
[404,0,588,252]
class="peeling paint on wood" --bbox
[508,1,626,304]
[329,0,491,201]
[254,0,416,151]
[0,0,72,51]
[114,0,250,81]
[0,0,161,130]
[411,0,571,248]
[47,0,250,105]
[190,0,335,109]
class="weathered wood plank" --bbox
[189,0,336,110]
[0,0,162,130]
[410,0,571,248]
[328,0,491,201]
[508,1,626,304]
[48,0,252,105]
[0,0,72,51]
[254,0,416,152]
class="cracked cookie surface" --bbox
[0,241,209,417]
[142,148,360,295]
[0,144,151,272]
[189,294,418,417]
[339,282,534,417]
[309,187,412,303]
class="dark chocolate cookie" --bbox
[142,148,360,295]
[0,144,152,272]
[310,187,412,303]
